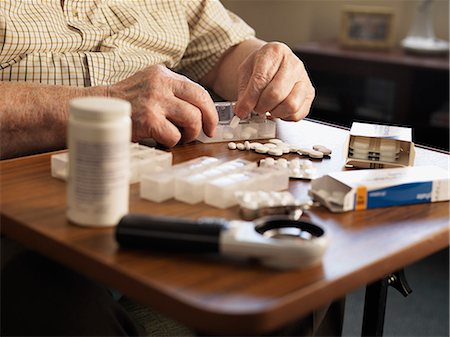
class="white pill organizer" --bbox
[197,102,276,143]
[51,143,172,184]
[310,165,449,212]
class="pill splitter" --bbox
[51,143,172,184]
[197,102,276,143]
[116,213,329,270]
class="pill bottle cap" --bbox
[70,97,131,122]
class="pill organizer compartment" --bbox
[51,143,172,184]
[175,159,257,204]
[204,166,290,208]
[140,156,221,202]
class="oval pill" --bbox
[313,144,332,156]
[227,142,237,150]
[229,115,240,129]
[236,143,245,150]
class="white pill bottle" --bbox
[67,97,131,227]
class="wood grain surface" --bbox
[1,119,449,335]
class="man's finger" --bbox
[165,98,202,143]
[270,80,308,121]
[173,80,217,137]
[253,60,297,113]
[150,117,182,148]
[235,51,282,118]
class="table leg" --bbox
[361,269,412,337]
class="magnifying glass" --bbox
[116,214,328,270]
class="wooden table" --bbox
[1,119,449,335]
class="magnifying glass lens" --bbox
[256,218,323,241]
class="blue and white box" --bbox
[310,165,449,212]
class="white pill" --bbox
[313,144,332,156]
[229,115,241,129]
[297,147,312,156]
[280,146,291,154]
[276,160,288,169]
[264,157,275,166]
[255,145,269,154]
[269,139,283,144]
[227,142,237,150]
[278,158,288,166]
[223,132,234,139]
[300,159,313,169]
[250,142,263,150]
[236,143,245,150]
[268,148,283,156]
[289,145,302,153]
[264,143,277,149]
[308,149,324,159]
[244,141,251,150]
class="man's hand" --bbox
[109,64,218,147]
[233,42,315,121]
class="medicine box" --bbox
[197,102,276,143]
[51,143,172,184]
[309,165,449,212]
[345,122,415,169]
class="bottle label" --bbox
[70,140,129,222]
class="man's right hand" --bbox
[109,64,218,147]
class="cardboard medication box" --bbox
[310,166,449,212]
[345,122,415,169]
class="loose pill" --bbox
[297,147,312,156]
[236,143,245,150]
[308,149,324,159]
[229,115,240,129]
[227,142,237,150]
[244,141,251,150]
[269,139,283,144]
[255,145,269,154]
[313,144,332,156]
[264,143,277,149]
[250,142,263,150]
[268,148,283,156]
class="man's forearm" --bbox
[200,38,266,100]
[0,82,107,159]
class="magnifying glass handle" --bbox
[116,214,228,253]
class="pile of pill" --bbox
[259,157,318,180]
[227,138,332,159]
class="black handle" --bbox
[115,214,229,253]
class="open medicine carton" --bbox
[310,165,449,212]
[345,122,415,169]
